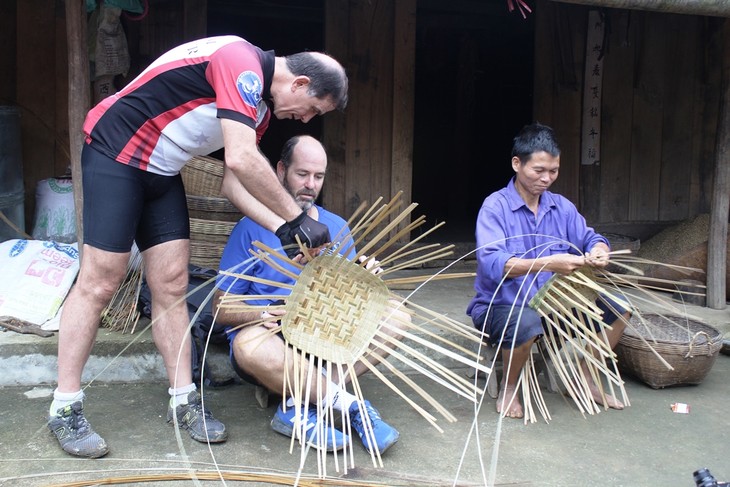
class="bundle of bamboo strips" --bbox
[101,247,144,334]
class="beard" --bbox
[296,197,314,211]
[283,177,317,211]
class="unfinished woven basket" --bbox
[616,313,722,389]
[282,254,390,364]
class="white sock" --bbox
[168,383,196,408]
[322,381,357,412]
[50,389,84,417]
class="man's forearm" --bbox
[221,166,284,232]
[220,119,301,230]
[503,256,552,278]
[213,290,261,327]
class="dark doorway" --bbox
[412,1,535,242]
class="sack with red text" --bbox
[0,239,80,326]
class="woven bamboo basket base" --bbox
[282,254,390,364]
[616,313,723,388]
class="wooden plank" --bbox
[322,0,349,218]
[548,4,586,207]
[55,3,70,177]
[691,17,723,215]
[599,9,635,224]
[533,0,557,134]
[658,14,697,221]
[17,0,56,231]
[628,11,664,221]
[391,0,415,241]
[344,0,394,218]
[65,0,90,246]
[549,0,730,18]
[578,9,605,223]
[706,19,730,310]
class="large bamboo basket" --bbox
[181,156,242,222]
[189,218,236,269]
[616,313,723,389]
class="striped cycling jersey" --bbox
[83,35,274,176]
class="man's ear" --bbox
[291,76,310,91]
[276,161,286,181]
[511,156,522,173]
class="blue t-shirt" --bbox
[467,177,608,320]
[217,205,357,337]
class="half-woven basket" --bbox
[282,254,390,364]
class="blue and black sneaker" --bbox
[349,400,399,454]
[271,402,347,452]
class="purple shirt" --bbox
[466,177,608,320]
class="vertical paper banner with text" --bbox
[581,10,605,166]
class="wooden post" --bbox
[707,19,730,310]
[65,0,90,249]
[391,0,415,242]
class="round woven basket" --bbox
[282,254,390,364]
[189,218,236,269]
[181,156,242,222]
[616,313,722,389]
[181,156,225,197]
[187,195,242,222]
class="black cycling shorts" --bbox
[81,143,190,253]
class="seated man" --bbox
[214,135,408,453]
[466,122,629,419]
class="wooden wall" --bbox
[322,0,416,224]
[0,0,724,245]
[533,0,723,237]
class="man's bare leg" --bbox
[580,311,629,410]
[142,239,193,389]
[497,338,535,419]
[57,245,130,393]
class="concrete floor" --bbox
[0,261,729,486]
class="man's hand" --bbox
[260,308,285,329]
[585,246,610,268]
[547,253,586,275]
[275,212,331,258]
[359,255,384,275]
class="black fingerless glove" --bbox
[275,212,331,258]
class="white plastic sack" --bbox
[32,178,76,243]
[0,240,79,325]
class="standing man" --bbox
[214,135,405,454]
[47,36,348,458]
[466,123,628,420]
